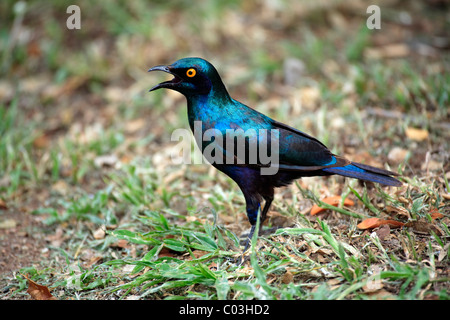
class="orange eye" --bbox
[186,68,196,77]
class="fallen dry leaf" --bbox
[281,271,294,284]
[364,43,410,59]
[405,127,429,141]
[386,205,410,219]
[388,147,409,163]
[357,217,405,230]
[51,180,70,196]
[365,289,395,300]
[190,250,210,259]
[404,220,443,236]
[113,239,129,249]
[266,211,294,227]
[158,247,177,258]
[33,134,51,149]
[46,226,65,247]
[429,208,444,220]
[94,154,119,168]
[310,196,355,215]
[124,118,146,133]
[375,224,391,241]
[42,75,88,100]
[24,274,57,300]
[298,86,321,109]
[27,41,41,57]
[362,279,384,293]
[0,198,7,210]
[0,218,16,229]
[93,227,106,240]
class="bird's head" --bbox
[148,57,224,96]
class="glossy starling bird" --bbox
[148,57,401,252]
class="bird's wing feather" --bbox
[204,102,350,171]
[270,119,350,170]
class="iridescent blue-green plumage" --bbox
[148,57,401,251]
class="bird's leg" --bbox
[238,197,274,264]
[240,200,260,256]
[259,196,273,234]
[242,224,256,254]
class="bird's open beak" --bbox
[148,65,170,73]
[148,65,183,92]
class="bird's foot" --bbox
[234,253,251,266]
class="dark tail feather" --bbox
[323,162,402,187]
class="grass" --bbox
[0,1,449,300]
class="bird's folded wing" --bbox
[202,118,350,171]
[270,119,350,171]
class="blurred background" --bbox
[1,0,448,192]
[0,0,449,292]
